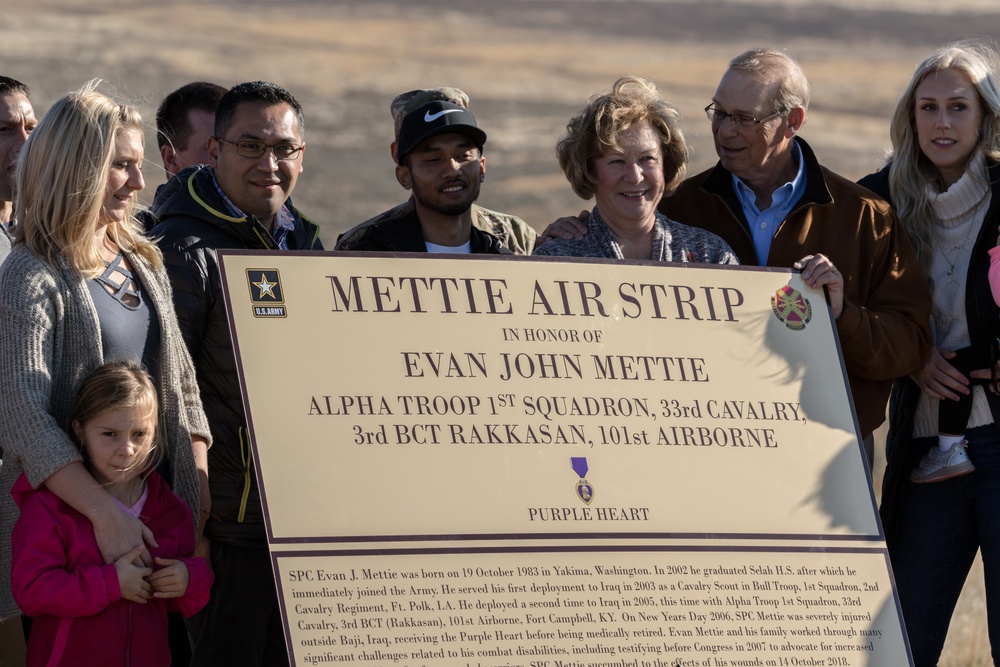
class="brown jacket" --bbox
[660,138,932,437]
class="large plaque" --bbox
[218,251,912,666]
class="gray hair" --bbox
[728,48,810,114]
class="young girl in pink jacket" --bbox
[11,361,213,666]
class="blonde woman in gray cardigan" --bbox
[0,82,212,618]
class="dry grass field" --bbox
[5,0,1000,239]
[2,0,1000,664]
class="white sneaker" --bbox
[910,440,974,483]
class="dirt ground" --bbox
[2,0,1000,665]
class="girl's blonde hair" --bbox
[888,40,1000,267]
[14,80,161,277]
[70,360,163,481]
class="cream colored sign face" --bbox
[275,550,905,667]
[220,252,911,666]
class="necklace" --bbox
[926,165,989,277]
[930,227,969,278]
[933,242,960,277]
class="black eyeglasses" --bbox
[215,137,303,160]
[705,103,784,129]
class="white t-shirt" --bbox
[425,240,472,254]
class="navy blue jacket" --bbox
[150,165,323,543]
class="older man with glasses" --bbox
[149,80,323,667]
[669,48,932,459]
[542,49,932,463]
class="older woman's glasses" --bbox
[704,103,783,129]
[215,137,303,160]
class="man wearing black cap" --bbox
[345,99,509,253]
[337,88,535,253]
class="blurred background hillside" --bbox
[3,0,1000,245]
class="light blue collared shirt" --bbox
[732,141,806,265]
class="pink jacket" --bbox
[11,472,213,667]
[989,246,1000,308]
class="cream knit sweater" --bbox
[914,153,994,438]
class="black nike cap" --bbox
[396,101,487,164]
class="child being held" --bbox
[915,232,1000,483]
[911,347,981,483]
[11,360,213,666]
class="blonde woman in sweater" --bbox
[860,42,1000,666]
[0,82,211,622]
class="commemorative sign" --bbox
[219,251,912,666]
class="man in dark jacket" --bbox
[151,80,322,667]
[661,48,931,454]
[0,76,36,256]
[336,88,535,254]
[344,99,509,254]
[156,81,227,178]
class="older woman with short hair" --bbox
[535,76,737,264]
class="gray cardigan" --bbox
[0,244,211,617]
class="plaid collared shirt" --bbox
[212,175,295,249]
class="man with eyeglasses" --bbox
[542,49,931,462]
[150,80,323,667]
[666,48,931,457]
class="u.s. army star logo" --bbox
[246,268,287,318]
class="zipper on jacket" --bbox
[126,602,133,666]
[45,618,73,667]
[252,226,275,249]
[238,426,252,523]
